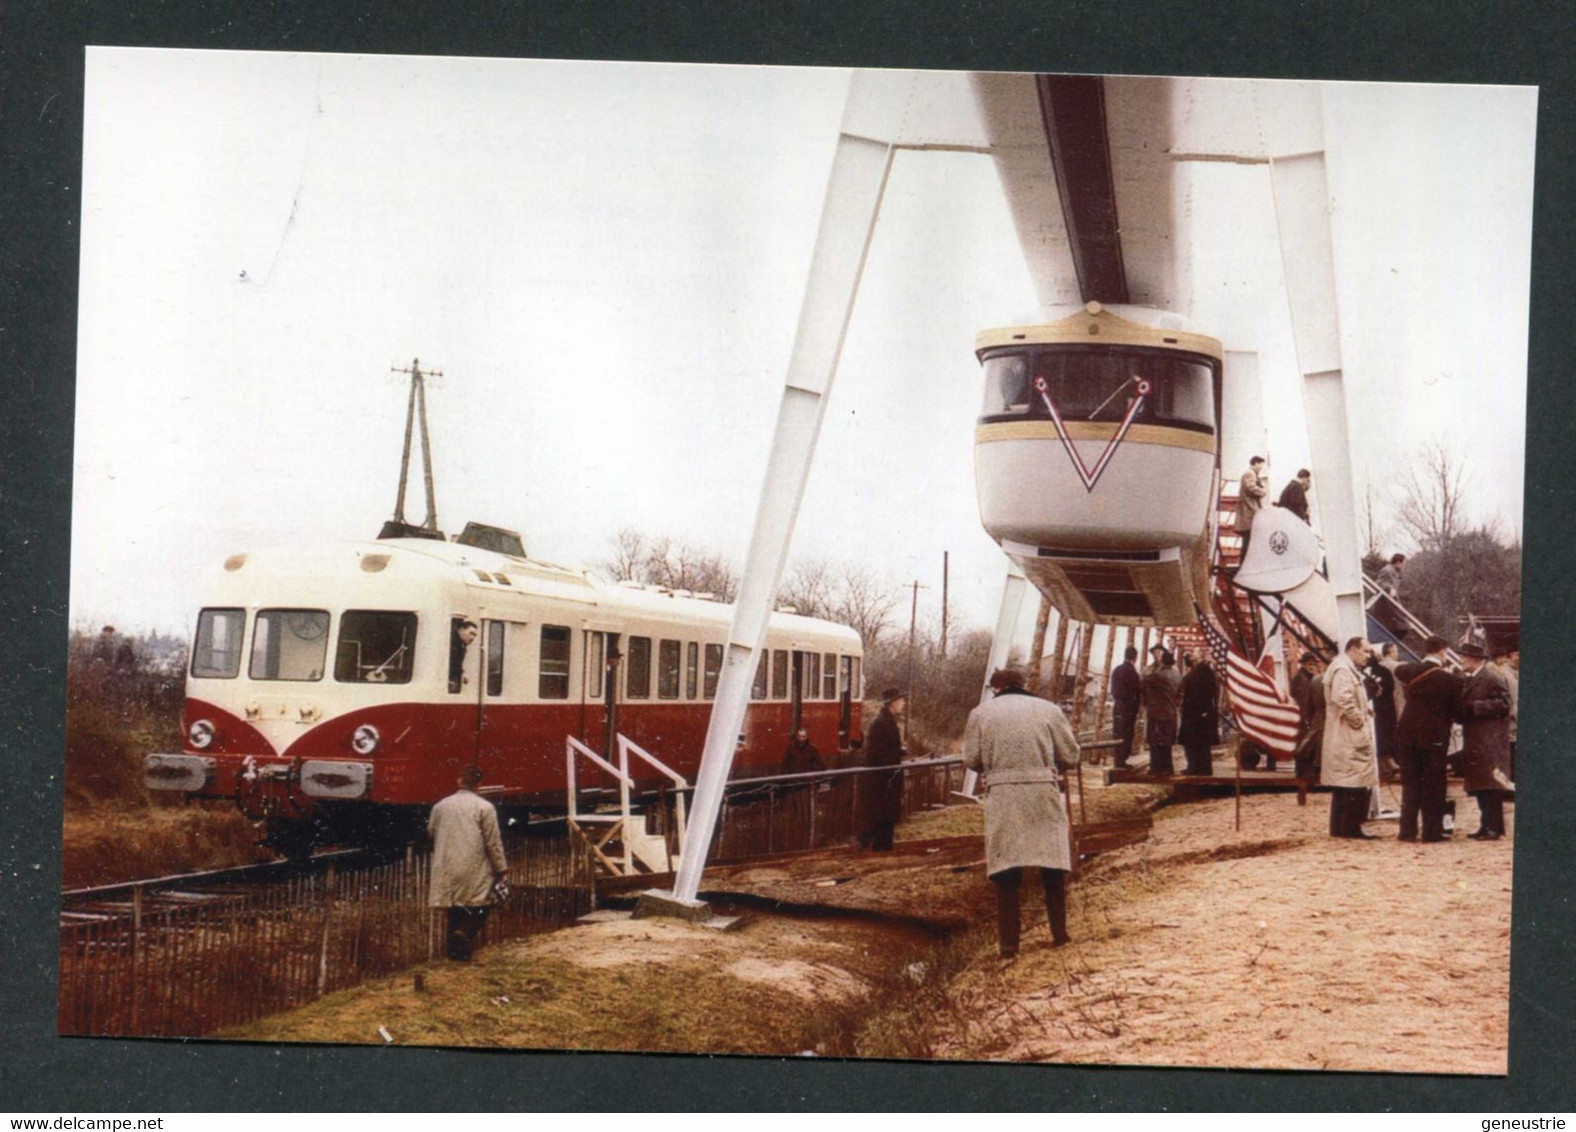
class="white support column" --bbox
[1264,118,1366,647]
[667,78,900,905]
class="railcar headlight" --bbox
[351,724,381,755]
[188,719,215,750]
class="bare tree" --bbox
[600,528,738,599]
[601,527,647,582]
[1394,439,1469,552]
[777,559,834,619]
[830,563,900,649]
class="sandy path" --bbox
[933,787,1513,1072]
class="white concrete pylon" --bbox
[668,71,986,905]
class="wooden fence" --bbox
[666,757,965,862]
[58,832,591,1038]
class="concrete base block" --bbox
[632,889,745,931]
[577,909,633,925]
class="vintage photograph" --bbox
[63,49,1533,1072]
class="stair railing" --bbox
[565,736,637,874]
[614,733,691,871]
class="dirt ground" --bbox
[225,779,1512,1073]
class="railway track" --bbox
[60,848,379,921]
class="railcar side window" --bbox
[658,639,681,699]
[823,652,838,700]
[626,636,651,700]
[334,611,417,684]
[805,652,821,701]
[587,632,605,699]
[704,644,722,699]
[192,608,245,678]
[771,649,788,699]
[540,625,571,699]
[486,622,506,697]
[249,609,330,681]
[685,642,698,700]
[751,652,768,701]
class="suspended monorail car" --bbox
[973,302,1224,626]
[144,526,863,853]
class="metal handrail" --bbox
[615,734,690,867]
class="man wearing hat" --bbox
[1393,635,1461,842]
[1456,642,1514,840]
[857,687,907,851]
[428,765,509,960]
[964,667,1081,958]
[1141,648,1182,775]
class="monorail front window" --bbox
[981,348,1216,431]
[192,608,244,678]
[249,609,329,682]
[334,611,417,684]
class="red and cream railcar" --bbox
[145,533,863,851]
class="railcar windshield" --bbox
[249,609,330,681]
[981,347,1216,430]
[335,611,417,684]
[192,607,244,678]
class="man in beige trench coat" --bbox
[429,764,509,960]
[1321,637,1378,839]
[964,667,1081,959]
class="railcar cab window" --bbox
[980,348,1216,431]
[772,649,788,699]
[192,608,245,678]
[704,644,723,700]
[335,611,417,684]
[249,609,330,681]
[540,625,571,699]
[686,642,699,700]
[752,652,768,701]
[823,653,838,700]
[625,636,651,700]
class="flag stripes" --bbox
[1198,615,1302,757]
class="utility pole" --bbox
[940,551,950,660]
[904,579,928,742]
[389,358,443,532]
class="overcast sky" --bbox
[71,51,1536,643]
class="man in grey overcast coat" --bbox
[964,667,1081,959]
[428,764,509,961]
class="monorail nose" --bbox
[973,306,1223,626]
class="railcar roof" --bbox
[203,537,861,648]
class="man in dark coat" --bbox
[1364,652,1398,777]
[1456,643,1513,840]
[1393,634,1461,842]
[1178,657,1219,775]
[1290,653,1326,782]
[858,688,906,851]
[1109,646,1142,769]
[1141,651,1182,775]
[782,728,824,775]
[1276,469,1312,524]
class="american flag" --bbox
[1197,615,1302,757]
